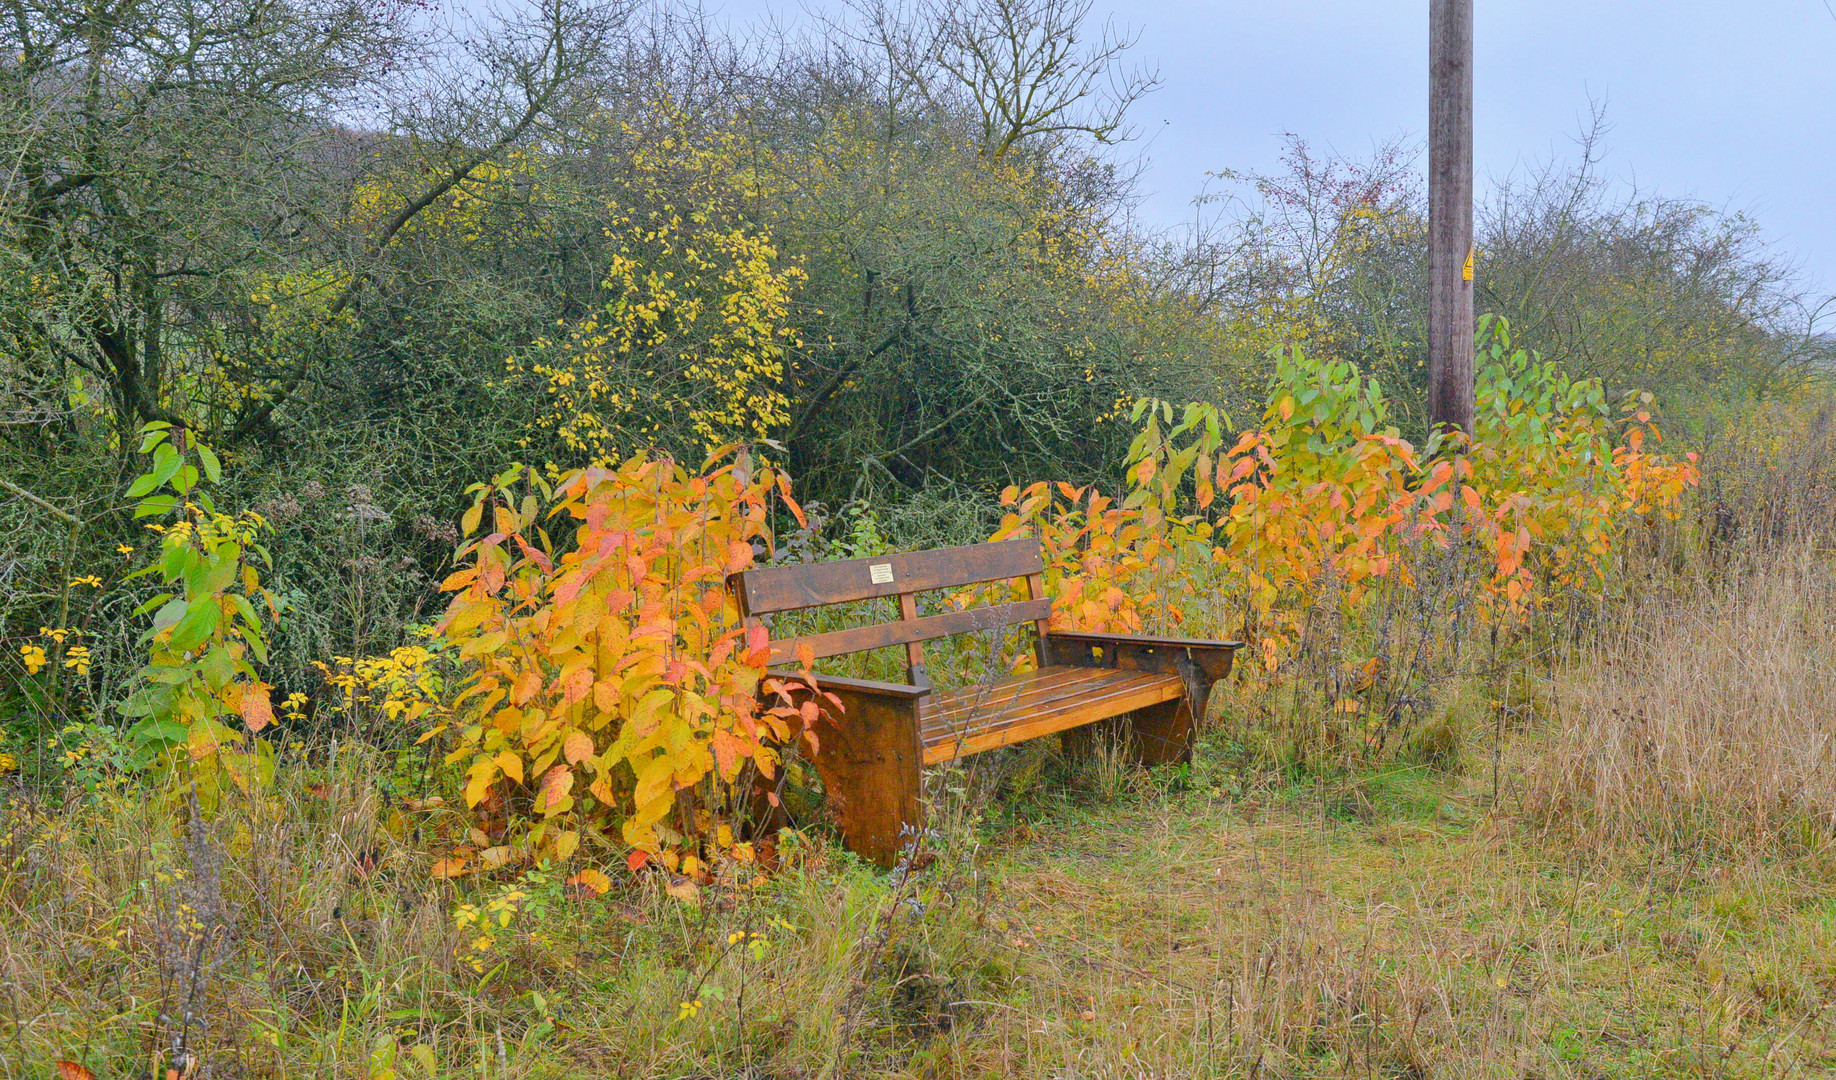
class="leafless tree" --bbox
[839,0,1158,159]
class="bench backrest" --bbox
[732,538,1050,684]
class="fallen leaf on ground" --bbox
[566,868,611,897]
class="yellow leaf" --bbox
[495,751,525,785]
[665,875,700,905]
[563,730,595,765]
[463,763,497,807]
[188,718,239,760]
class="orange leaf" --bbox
[795,641,815,670]
[566,868,612,896]
[538,765,574,812]
[56,1064,96,1080]
[430,856,471,879]
[563,730,595,765]
[238,682,273,733]
[710,727,746,779]
[513,533,553,572]
[776,472,808,527]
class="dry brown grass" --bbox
[9,692,1836,1079]
[1521,546,1836,855]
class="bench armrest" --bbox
[1043,630,1243,685]
[1046,630,1244,652]
[764,669,933,699]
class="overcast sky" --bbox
[712,0,1836,297]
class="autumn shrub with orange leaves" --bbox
[428,450,821,877]
[994,319,1699,745]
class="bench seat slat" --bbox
[768,597,1052,664]
[924,665,1118,725]
[923,668,1176,737]
[920,667,1184,765]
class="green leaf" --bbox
[128,716,188,748]
[132,592,176,617]
[161,543,196,584]
[197,444,222,484]
[200,645,237,690]
[199,552,239,597]
[120,686,177,722]
[229,592,261,628]
[148,443,182,489]
[133,494,179,519]
[137,423,172,453]
[169,599,222,653]
[151,597,188,633]
[144,664,197,686]
[173,463,200,495]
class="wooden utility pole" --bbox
[1428,0,1475,434]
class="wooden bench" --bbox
[733,537,1242,867]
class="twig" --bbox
[0,477,82,526]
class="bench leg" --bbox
[1059,695,1199,768]
[1128,697,1195,766]
[802,687,925,869]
